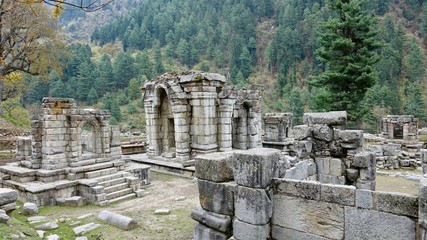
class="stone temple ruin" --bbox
[142,71,263,164]
[382,115,419,140]
[192,111,427,240]
[0,98,149,206]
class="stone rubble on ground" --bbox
[34,221,58,230]
[154,209,170,215]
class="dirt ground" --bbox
[1,172,200,240]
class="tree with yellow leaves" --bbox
[0,0,66,115]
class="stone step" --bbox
[69,160,125,174]
[104,183,129,194]
[93,172,131,183]
[106,188,133,200]
[98,177,127,188]
[85,168,118,179]
[108,193,136,204]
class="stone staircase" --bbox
[82,166,139,205]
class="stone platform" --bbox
[0,159,150,206]
[130,154,195,178]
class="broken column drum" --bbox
[142,71,263,161]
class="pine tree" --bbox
[311,0,382,122]
[113,51,135,89]
[86,87,98,105]
[404,82,425,119]
[110,98,122,121]
[128,78,142,100]
[287,88,304,125]
[153,44,165,76]
[406,38,425,83]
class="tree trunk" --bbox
[0,80,3,116]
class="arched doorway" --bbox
[156,88,176,158]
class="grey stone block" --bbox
[233,219,270,240]
[294,140,312,158]
[0,188,18,206]
[291,125,312,140]
[329,158,344,176]
[359,167,376,181]
[272,225,328,240]
[1,202,17,212]
[198,179,236,215]
[22,202,39,215]
[303,111,347,126]
[344,207,416,240]
[320,183,355,206]
[56,196,85,207]
[97,210,137,230]
[382,144,401,156]
[373,192,418,218]
[353,151,375,168]
[319,174,346,185]
[35,221,58,230]
[272,195,344,239]
[312,124,334,142]
[272,179,320,200]
[190,208,231,233]
[0,213,9,223]
[195,152,234,182]
[355,189,373,209]
[194,223,229,240]
[338,130,363,142]
[284,160,309,180]
[345,168,359,182]
[232,148,280,188]
[420,177,427,223]
[235,186,272,225]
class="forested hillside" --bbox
[11,0,427,132]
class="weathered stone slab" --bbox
[194,223,229,240]
[198,179,236,215]
[272,195,344,239]
[303,111,347,126]
[35,221,58,230]
[233,219,270,240]
[272,179,320,200]
[355,189,373,209]
[232,148,280,188]
[373,192,418,218]
[0,213,9,223]
[56,196,85,207]
[320,184,355,206]
[73,222,101,236]
[154,209,170,215]
[344,207,416,240]
[272,225,328,240]
[0,188,18,206]
[97,210,137,230]
[312,125,334,142]
[283,160,309,180]
[195,152,234,182]
[235,186,272,225]
[190,208,231,233]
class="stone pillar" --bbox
[232,148,280,240]
[190,90,218,153]
[421,150,427,175]
[420,176,427,240]
[387,122,394,139]
[41,113,69,170]
[403,123,409,140]
[30,120,42,169]
[218,98,236,152]
[172,104,190,160]
[145,102,161,157]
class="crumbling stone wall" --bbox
[262,113,293,151]
[382,115,418,140]
[143,71,262,162]
[16,98,121,170]
[192,148,422,240]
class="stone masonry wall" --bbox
[192,149,423,240]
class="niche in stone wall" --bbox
[157,88,176,158]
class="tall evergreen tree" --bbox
[113,51,135,89]
[406,38,425,83]
[311,0,382,122]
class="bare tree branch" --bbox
[41,0,114,12]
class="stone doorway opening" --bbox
[393,124,404,139]
[158,88,176,158]
[81,121,102,158]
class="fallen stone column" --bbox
[97,210,137,230]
